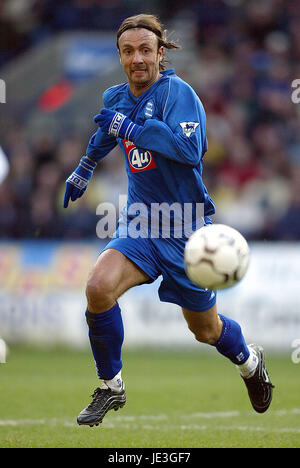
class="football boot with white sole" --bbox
[77,387,126,427]
[242,344,274,413]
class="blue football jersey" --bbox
[86,68,215,235]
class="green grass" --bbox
[0,346,299,448]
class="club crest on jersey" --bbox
[144,99,155,119]
[123,140,156,173]
[180,122,199,137]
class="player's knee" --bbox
[191,326,220,345]
[85,270,115,312]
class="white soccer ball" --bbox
[184,224,250,290]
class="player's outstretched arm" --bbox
[63,118,119,208]
[63,156,97,208]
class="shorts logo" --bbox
[144,99,155,119]
[180,122,199,137]
[123,140,156,173]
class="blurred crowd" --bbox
[0,0,299,240]
[188,0,300,240]
[0,0,161,67]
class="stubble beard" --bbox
[130,68,161,94]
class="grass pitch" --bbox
[0,346,299,448]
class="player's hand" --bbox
[63,156,97,208]
[94,109,142,141]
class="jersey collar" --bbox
[127,68,175,102]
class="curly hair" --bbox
[116,14,181,70]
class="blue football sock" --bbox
[85,303,124,380]
[215,314,250,365]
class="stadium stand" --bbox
[0,0,299,240]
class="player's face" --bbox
[118,28,163,97]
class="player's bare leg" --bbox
[86,248,150,313]
[77,248,150,427]
[182,304,223,345]
[182,305,274,413]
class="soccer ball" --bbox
[184,224,250,290]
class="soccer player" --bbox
[63,14,274,427]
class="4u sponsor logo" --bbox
[123,140,156,173]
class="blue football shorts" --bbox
[101,220,217,313]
